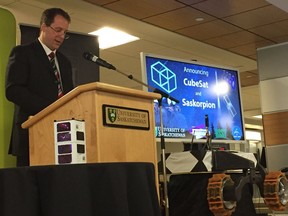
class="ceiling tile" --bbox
[176,19,241,40]
[83,0,115,5]
[191,0,270,18]
[248,54,257,60]
[249,19,288,41]
[204,31,265,49]
[177,0,203,5]
[224,5,288,29]
[228,40,274,56]
[272,35,288,43]
[143,7,215,31]
[92,0,185,19]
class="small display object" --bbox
[54,119,86,164]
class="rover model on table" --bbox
[207,151,288,216]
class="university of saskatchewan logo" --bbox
[108,108,117,123]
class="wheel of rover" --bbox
[207,173,236,216]
[264,171,288,211]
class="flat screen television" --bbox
[140,53,245,144]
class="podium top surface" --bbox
[22,82,161,129]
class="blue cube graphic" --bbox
[150,61,177,93]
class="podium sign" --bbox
[103,104,150,129]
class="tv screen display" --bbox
[140,53,245,143]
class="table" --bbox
[0,162,161,216]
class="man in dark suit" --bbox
[5,8,74,166]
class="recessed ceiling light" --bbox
[195,17,204,22]
[89,27,139,49]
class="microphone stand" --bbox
[112,67,179,216]
[157,97,170,216]
[204,115,211,151]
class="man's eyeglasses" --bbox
[49,26,70,40]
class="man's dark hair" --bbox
[40,8,71,26]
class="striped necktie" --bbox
[49,52,64,98]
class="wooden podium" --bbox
[22,82,161,168]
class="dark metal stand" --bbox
[158,98,169,216]
[109,67,179,216]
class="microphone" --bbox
[205,114,210,138]
[83,52,116,70]
[83,52,180,104]
[204,114,211,150]
[153,88,179,103]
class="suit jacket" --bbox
[5,39,74,157]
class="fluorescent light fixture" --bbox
[253,115,262,119]
[245,130,261,141]
[89,27,139,49]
